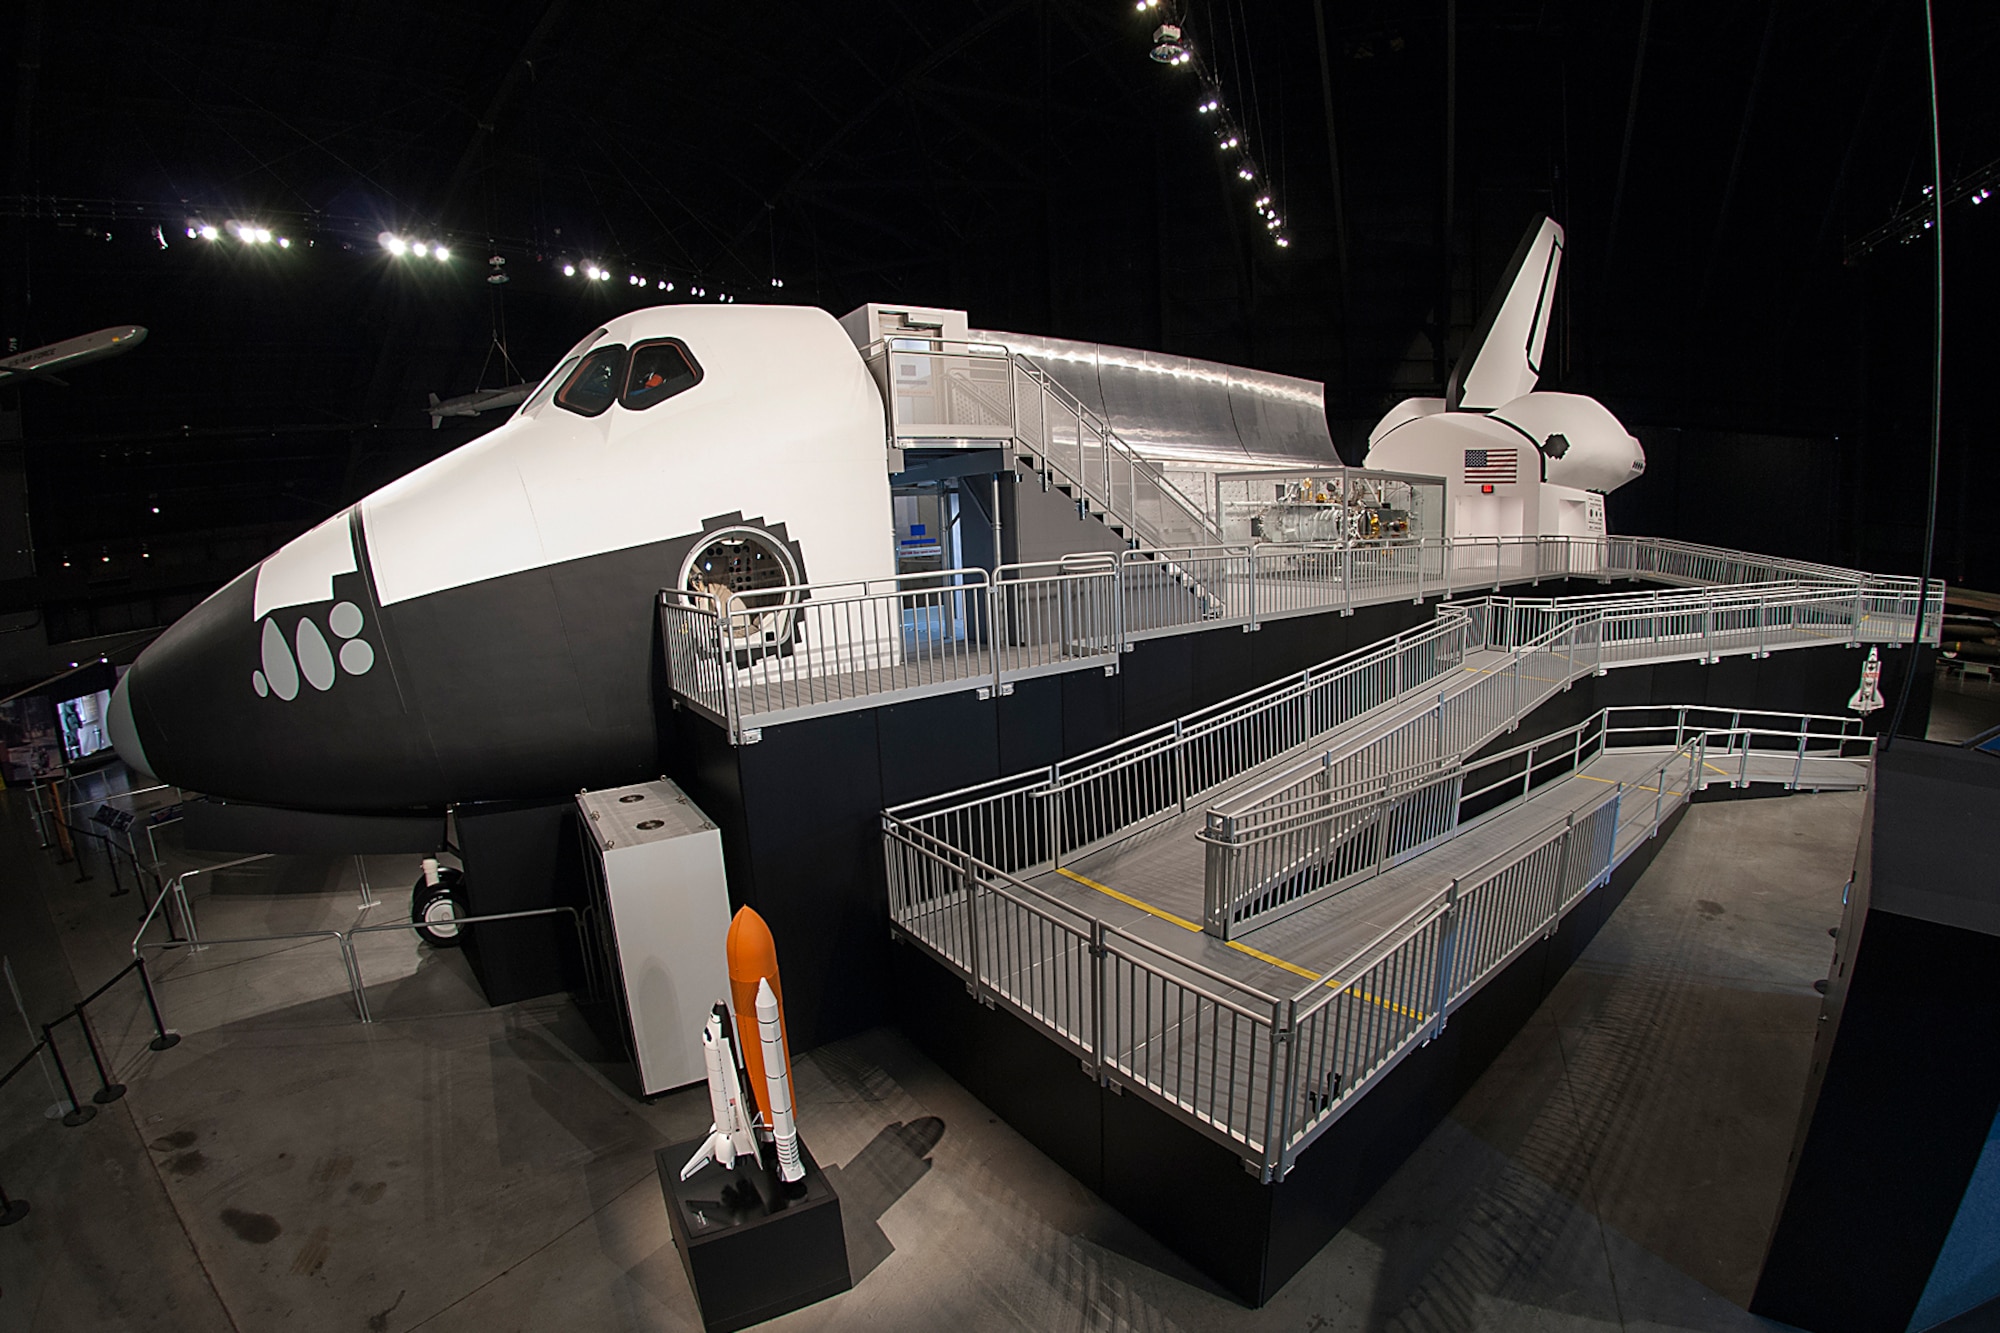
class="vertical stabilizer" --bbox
[1447,217,1564,411]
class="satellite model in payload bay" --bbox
[682,906,804,1185]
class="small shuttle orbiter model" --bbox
[1849,647,1885,714]
[0,326,147,387]
[683,906,805,1185]
[679,1004,763,1181]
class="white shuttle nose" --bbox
[108,672,154,777]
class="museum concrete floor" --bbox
[0,771,1864,1332]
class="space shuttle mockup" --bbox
[109,305,895,810]
[1364,218,1644,539]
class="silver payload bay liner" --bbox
[109,216,1645,812]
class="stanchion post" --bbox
[133,956,181,1051]
[71,1009,127,1104]
[39,1025,97,1127]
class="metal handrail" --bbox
[885,700,1871,1179]
[669,533,1942,744]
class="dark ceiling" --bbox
[2,0,1996,672]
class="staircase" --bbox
[869,340,1225,555]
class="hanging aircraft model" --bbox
[0,326,147,387]
[426,383,535,428]
[107,216,1642,822]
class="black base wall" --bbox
[895,803,1687,1305]
[1752,742,2000,1333]
[454,798,588,1006]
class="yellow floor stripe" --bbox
[1054,867,1423,1018]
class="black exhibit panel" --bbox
[452,798,588,1006]
[1753,742,2000,1333]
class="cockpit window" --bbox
[621,339,703,411]
[554,344,629,417]
[521,354,583,414]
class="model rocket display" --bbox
[682,905,805,1185]
[680,1004,763,1180]
[1850,647,1885,714]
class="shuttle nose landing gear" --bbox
[411,857,467,947]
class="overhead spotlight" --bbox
[150,505,160,514]
[563,263,577,277]
[412,242,430,258]
[185,226,199,239]
[1198,98,1219,114]
[1150,22,1186,64]
[583,263,600,280]
[1135,0,1159,10]
[380,233,409,256]
[1238,167,1255,180]
[200,225,219,241]
[596,268,610,281]
[253,227,272,243]
[1275,236,1290,248]
[1922,184,1934,197]
[1220,135,1239,150]
[1255,195,1272,208]
[770,277,784,288]
[433,244,449,260]
[665,281,675,292]
[278,236,291,248]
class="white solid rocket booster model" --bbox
[680,1004,763,1181]
[756,978,804,1184]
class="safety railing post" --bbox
[1088,919,1107,1077]
[1173,718,1188,814]
[1793,729,1807,789]
[959,857,983,997]
[1263,997,1292,1182]
[1431,880,1461,1036]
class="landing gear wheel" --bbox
[411,866,467,948]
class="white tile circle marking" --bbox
[339,638,375,676]
[253,670,269,698]
[329,601,364,639]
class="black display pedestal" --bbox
[657,1138,851,1332]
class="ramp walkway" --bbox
[881,573,1892,1181]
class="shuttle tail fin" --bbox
[1447,217,1564,412]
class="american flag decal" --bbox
[1464,447,1518,483]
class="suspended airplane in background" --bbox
[426,382,535,429]
[1364,217,1644,538]
[0,326,147,387]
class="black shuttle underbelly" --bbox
[120,512,804,812]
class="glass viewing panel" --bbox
[1213,467,1443,546]
[623,339,702,410]
[554,344,629,417]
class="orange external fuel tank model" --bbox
[724,905,794,1123]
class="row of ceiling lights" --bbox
[1139,4,1290,249]
[169,214,774,299]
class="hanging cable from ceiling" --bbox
[1134,0,1291,249]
